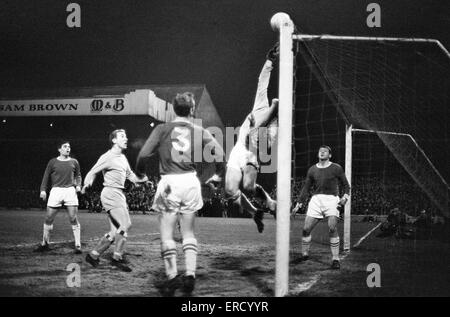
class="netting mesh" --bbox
[293,37,450,216]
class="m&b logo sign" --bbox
[90,99,125,113]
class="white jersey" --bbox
[85,150,137,189]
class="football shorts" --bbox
[152,172,203,214]
[47,186,78,207]
[306,194,340,219]
[100,187,128,212]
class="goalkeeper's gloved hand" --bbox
[266,42,279,62]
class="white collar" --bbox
[316,161,332,169]
[173,117,192,124]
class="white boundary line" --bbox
[291,273,321,293]
[352,223,382,249]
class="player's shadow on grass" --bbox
[289,251,337,271]
[27,241,86,255]
[151,270,199,297]
[210,254,254,270]
[240,266,274,296]
[210,253,274,296]
[151,270,168,295]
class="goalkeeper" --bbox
[292,146,350,269]
[224,43,279,233]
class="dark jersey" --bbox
[136,119,225,176]
[40,158,82,192]
[299,162,350,201]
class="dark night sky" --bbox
[0,0,449,126]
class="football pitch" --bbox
[0,209,448,297]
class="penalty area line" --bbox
[352,222,382,249]
[290,273,321,294]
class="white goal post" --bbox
[272,12,295,298]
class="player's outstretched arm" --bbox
[82,170,98,193]
[250,42,280,127]
[128,171,149,186]
[81,176,95,194]
[82,154,108,193]
[124,157,149,186]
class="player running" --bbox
[136,92,225,296]
[83,129,148,272]
[292,145,350,269]
[35,140,82,254]
[225,43,279,233]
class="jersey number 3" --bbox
[172,127,191,153]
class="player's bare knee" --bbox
[329,225,338,235]
[45,213,57,224]
[44,217,54,225]
[181,224,196,240]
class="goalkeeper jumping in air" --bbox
[224,43,279,233]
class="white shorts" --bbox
[306,194,340,219]
[152,172,203,214]
[101,187,128,212]
[227,142,259,172]
[47,187,78,208]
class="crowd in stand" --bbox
[0,176,443,222]
[376,207,448,241]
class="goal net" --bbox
[293,35,450,219]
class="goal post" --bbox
[271,12,295,298]
[344,124,352,252]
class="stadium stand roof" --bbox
[0,84,224,130]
